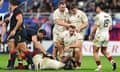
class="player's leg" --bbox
[17,42,34,69]
[52,32,63,59]
[16,50,25,69]
[78,40,83,68]
[93,45,102,71]
[7,39,17,69]
[55,40,63,59]
[52,47,58,59]
[74,48,81,69]
[101,46,116,71]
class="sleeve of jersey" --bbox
[53,11,60,20]
[15,9,22,17]
[30,29,37,36]
[81,12,88,23]
[94,15,99,25]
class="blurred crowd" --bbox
[27,0,120,13]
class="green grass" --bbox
[0,54,119,72]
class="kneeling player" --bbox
[16,28,48,69]
[59,26,82,69]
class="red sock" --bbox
[107,56,113,62]
[96,61,101,66]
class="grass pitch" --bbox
[0,54,119,72]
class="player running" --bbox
[89,3,116,71]
[68,3,88,69]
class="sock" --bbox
[96,61,101,66]
[24,51,33,64]
[7,51,17,67]
[107,56,113,63]
[77,61,81,67]
[7,59,12,67]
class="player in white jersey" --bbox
[52,1,71,59]
[59,25,82,69]
[89,3,116,71]
[68,3,88,68]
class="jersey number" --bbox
[104,19,109,27]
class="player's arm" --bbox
[69,40,81,48]
[1,22,6,42]
[64,39,81,51]
[89,24,98,40]
[55,19,70,27]
[8,13,23,39]
[53,12,70,27]
[79,12,88,32]
[109,16,112,31]
[32,35,47,55]
[13,13,23,32]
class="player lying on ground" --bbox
[89,2,116,71]
[33,53,65,70]
[59,26,82,69]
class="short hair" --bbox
[38,29,46,35]
[58,1,66,6]
[95,2,105,10]
[10,0,20,6]
[69,25,76,29]
[70,3,78,10]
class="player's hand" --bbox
[8,30,16,40]
[89,35,93,41]
[1,36,4,43]
[64,46,70,51]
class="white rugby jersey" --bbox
[94,12,112,41]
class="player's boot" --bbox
[112,62,116,71]
[95,65,102,71]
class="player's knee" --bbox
[74,48,80,53]
[101,50,106,55]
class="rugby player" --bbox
[68,3,88,69]
[59,25,82,69]
[89,3,116,71]
[2,0,33,69]
[52,1,71,59]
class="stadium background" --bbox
[0,0,120,72]
[0,0,120,55]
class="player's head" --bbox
[70,3,78,14]
[95,2,105,13]
[9,0,19,12]
[37,29,46,39]
[68,25,76,35]
[58,1,66,12]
